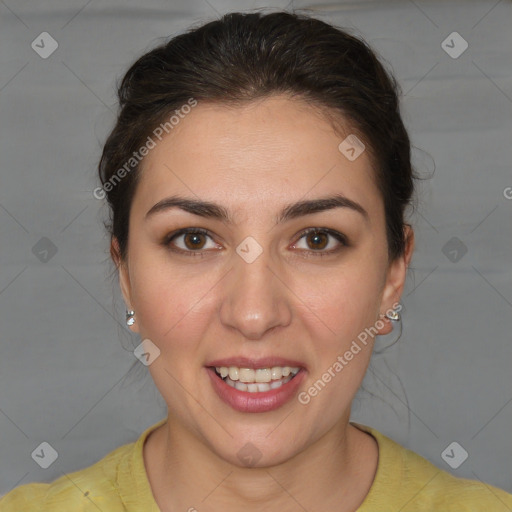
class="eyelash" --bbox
[163,227,348,258]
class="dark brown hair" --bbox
[98,10,415,263]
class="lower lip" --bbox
[206,367,306,413]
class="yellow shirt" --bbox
[1,418,511,511]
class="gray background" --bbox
[1,0,511,499]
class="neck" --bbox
[144,412,378,512]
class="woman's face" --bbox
[116,95,411,467]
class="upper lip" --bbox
[206,356,306,370]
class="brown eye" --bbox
[164,228,220,256]
[292,228,348,255]
[183,232,207,250]
[305,230,329,250]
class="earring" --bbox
[385,309,401,321]
[126,310,135,326]
[374,307,402,354]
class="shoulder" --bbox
[0,419,166,512]
[353,423,512,511]
[0,442,132,512]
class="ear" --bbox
[377,225,414,335]
[111,237,139,333]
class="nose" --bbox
[219,243,292,340]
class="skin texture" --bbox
[112,94,414,512]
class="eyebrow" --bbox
[145,193,369,224]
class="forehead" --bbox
[132,95,382,222]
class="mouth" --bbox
[205,361,306,413]
[212,365,301,393]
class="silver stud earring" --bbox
[375,307,402,354]
[385,309,400,321]
[126,310,135,326]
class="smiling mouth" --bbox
[212,365,301,393]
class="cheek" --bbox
[128,252,220,346]
[292,265,383,422]
[292,260,384,347]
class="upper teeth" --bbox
[215,366,300,383]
